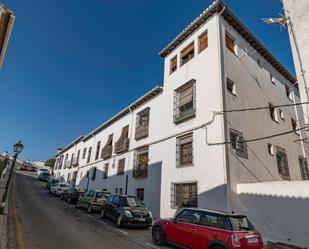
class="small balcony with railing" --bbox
[101,145,113,159]
[114,137,130,154]
[71,157,79,167]
[135,124,149,140]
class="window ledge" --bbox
[174,113,196,125]
[177,164,194,168]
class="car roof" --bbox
[179,207,246,217]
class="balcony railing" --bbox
[71,157,79,167]
[135,124,149,140]
[174,108,195,123]
[64,160,71,168]
[132,166,148,179]
[114,137,130,154]
[101,145,113,159]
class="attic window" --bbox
[181,42,195,66]
[225,33,235,54]
[198,30,208,53]
[170,55,177,74]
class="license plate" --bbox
[136,218,146,222]
[247,236,259,244]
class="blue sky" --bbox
[0,0,294,161]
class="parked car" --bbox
[50,182,70,196]
[47,178,59,192]
[60,187,84,204]
[152,208,264,249]
[76,189,110,213]
[100,194,153,228]
[38,172,50,182]
[37,168,49,176]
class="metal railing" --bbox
[114,137,130,154]
[135,124,149,140]
[101,145,113,159]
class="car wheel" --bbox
[152,226,166,246]
[100,208,106,219]
[87,205,93,213]
[116,214,122,228]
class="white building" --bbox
[54,1,309,246]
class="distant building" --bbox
[0,4,15,68]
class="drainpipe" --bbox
[125,107,134,195]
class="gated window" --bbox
[103,163,109,179]
[229,129,247,158]
[95,141,101,160]
[225,32,235,53]
[171,182,197,209]
[299,156,309,180]
[87,147,92,164]
[119,188,123,195]
[115,188,118,194]
[181,42,194,66]
[133,147,149,178]
[82,148,87,159]
[174,80,196,123]
[136,188,144,201]
[170,55,177,74]
[269,103,278,122]
[91,167,97,181]
[135,108,150,140]
[276,147,290,180]
[117,158,125,175]
[176,133,193,167]
[198,30,208,53]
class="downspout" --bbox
[125,107,134,195]
[216,6,231,212]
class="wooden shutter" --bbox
[181,43,194,57]
[118,158,125,174]
[170,56,177,73]
[0,12,10,48]
[199,31,208,52]
[179,85,193,106]
[121,125,129,138]
[225,33,235,52]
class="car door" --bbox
[165,209,199,248]
[104,195,114,218]
[80,190,90,208]
[110,195,120,220]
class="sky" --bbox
[0,0,294,161]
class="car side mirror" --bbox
[173,218,178,224]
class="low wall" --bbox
[230,181,309,248]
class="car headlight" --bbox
[124,210,133,218]
[149,211,153,219]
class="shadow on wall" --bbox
[68,161,162,219]
[229,188,309,248]
[197,184,228,212]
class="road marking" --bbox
[145,242,161,249]
[12,174,26,249]
[116,228,129,235]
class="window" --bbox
[103,163,109,179]
[133,147,149,178]
[171,182,197,208]
[115,126,129,154]
[199,212,226,229]
[181,42,194,66]
[135,108,150,140]
[87,147,92,164]
[91,167,97,181]
[119,188,123,195]
[136,188,144,201]
[299,157,309,180]
[285,85,293,101]
[198,30,208,53]
[176,134,193,167]
[170,55,177,74]
[268,143,275,156]
[226,78,236,95]
[279,109,284,120]
[225,33,235,54]
[291,118,299,135]
[174,80,196,123]
[115,188,118,194]
[117,158,125,175]
[176,209,200,224]
[101,134,113,159]
[270,73,276,85]
[95,141,101,160]
[269,103,278,122]
[82,148,87,159]
[229,129,247,158]
[275,146,290,180]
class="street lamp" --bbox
[13,141,24,155]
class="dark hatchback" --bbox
[60,187,84,204]
[100,194,153,228]
[38,172,50,182]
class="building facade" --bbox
[0,4,15,68]
[53,1,309,244]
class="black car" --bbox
[38,172,50,182]
[100,194,153,228]
[60,187,84,204]
[47,178,59,192]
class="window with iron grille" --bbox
[170,55,177,74]
[87,147,92,164]
[174,80,196,123]
[95,141,101,160]
[133,147,149,178]
[103,163,109,179]
[181,42,194,66]
[171,182,197,209]
[225,32,235,54]
[136,188,144,201]
[275,146,290,180]
[176,133,193,167]
[198,30,208,53]
[299,156,309,180]
[229,129,247,158]
[135,108,150,140]
[117,158,125,175]
[82,148,87,159]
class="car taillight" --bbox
[246,234,260,244]
[231,234,241,247]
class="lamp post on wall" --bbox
[0,141,24,214]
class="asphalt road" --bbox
[13,171,172,249]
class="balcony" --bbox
[71,157,79,167]
[135,124,149,140]
[64,160,71,168]
[133,167,148,179]
[114,137,129,154]
[101,145,113,159]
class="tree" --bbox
[45,158,55,167]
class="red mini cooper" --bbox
[152,208,264,249]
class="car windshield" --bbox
[122,197,144,207]
[96,192,110,198]
[229,216,254,231]
[60,184,69,187]
[42,172,50,176]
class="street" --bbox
[13,171,170,249]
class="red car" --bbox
[152,208,264,249]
